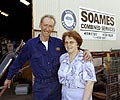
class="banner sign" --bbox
[79,7,116,40]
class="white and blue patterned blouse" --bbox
[58,50,97,89]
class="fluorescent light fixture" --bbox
[20,0,30,6]
[0,10,9,17]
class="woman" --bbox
[58,30,97,100]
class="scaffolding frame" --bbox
[92,51,120,100]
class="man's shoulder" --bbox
[26,37,38,43]
[50,37,62,41]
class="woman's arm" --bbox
[82,81,95,100]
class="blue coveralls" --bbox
[7,35,66,100]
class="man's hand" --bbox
[0,79,11,96]
[4,79,12,88]
[83,49,93,61]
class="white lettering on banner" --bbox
[79,7,116,40]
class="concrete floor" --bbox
[0,86,32,100]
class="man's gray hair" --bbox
[40,14,56,26]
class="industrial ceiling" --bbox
[0,0,32,41]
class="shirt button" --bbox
[48,62,50,64]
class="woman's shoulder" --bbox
[60,53,68,62]
[79,50,83,55]
[77,50,84,60]
[60,53,68,58]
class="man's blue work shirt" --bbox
[7,35,66,80]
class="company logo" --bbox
[61,10,76,30]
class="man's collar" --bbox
[37,34,52,43]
